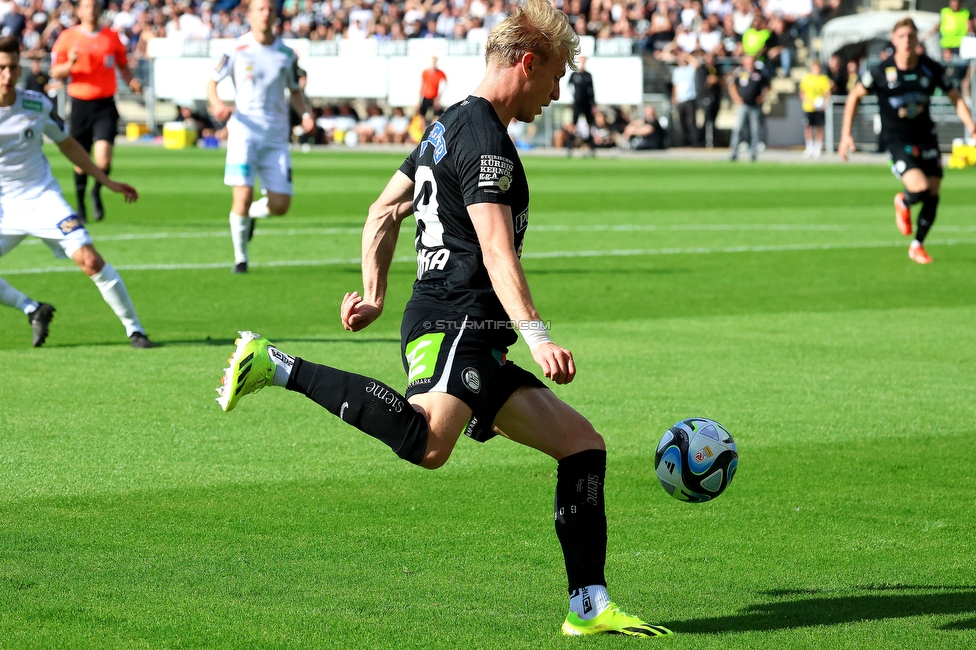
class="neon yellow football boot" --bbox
[562,602,673,638]
[216,331,275,412]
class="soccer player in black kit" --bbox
[839,17,976,264]
[215,0,671,639]
[566,55,596,155]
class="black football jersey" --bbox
[399,95,530,324]
[861,55,954,144]
[568,70,595,108]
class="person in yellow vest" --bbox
[799,60,831,157]
[741,17,771,59]
[926,0,971,55]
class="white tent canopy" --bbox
[820,11,941,61]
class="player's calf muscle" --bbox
[267,195,290,215]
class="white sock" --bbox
[570,585,611,620]
[814,139,822,151]
[248,196,270,218]
[90,263,144,337]
[0,277,38,314]
[230,212,252,264]
[268,345,294,387]
[804,139,813,152]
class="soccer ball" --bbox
[654,418,738,502]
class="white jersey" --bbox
[211,32,301,144]
[0,89,70,203]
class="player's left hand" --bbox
[128,78,143,94]
[105,181,138,203]
[341,291,382,331]
[302,113,315,134]
[837,134,855,161]
[531,342,576,385]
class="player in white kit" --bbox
[206,0,315,273]
[0,36,153,348]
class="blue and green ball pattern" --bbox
[654,418,738,502]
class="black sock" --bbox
[73,171,88,217]
[286,357,429,465]
[555,449,608,592]
[91,165,110,206]
[903,189,927,207]
[916,193,939,243]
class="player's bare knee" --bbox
[419,446,452,470]
[417,422,458,470]
[551,420,605,460]
[85,256,105,276]
[580,423,606,451]
[74,248,104,276]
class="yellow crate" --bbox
[125,122,149,141]
[950,142,976,165]
[162,121,197,149]
[948,154,968,170]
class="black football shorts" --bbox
[69,97,119,151]
[887,140,943,179]
[400,310,546,443]
[803,111,825,127]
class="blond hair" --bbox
[892,17,918,33]
[485,0,580,72]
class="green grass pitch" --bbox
[1,147,975,648]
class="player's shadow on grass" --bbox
[666,585,976,634]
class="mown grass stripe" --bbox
[5,238,976,275]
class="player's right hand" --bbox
[341,291,382,331]
[105,181,138,203]
[838,135,855,161]
[212,101,232,122]
[531,342,576,385]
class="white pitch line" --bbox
[16,226,366,245]
[520,238,976,258]
[6,238,976,276]
[24,222,976,247]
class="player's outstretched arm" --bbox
[469,203,576,385]
[343,170,415,332]
[56,137,137,202]
[838,83,867,161]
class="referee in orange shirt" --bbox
[51,0,141,222]
[417,56,446,122]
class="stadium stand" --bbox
[5,0,972,150]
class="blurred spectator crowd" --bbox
[6,0,972,152]
[1,0,849,64]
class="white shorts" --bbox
[0,188,92,260]
[224,123,293,195]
